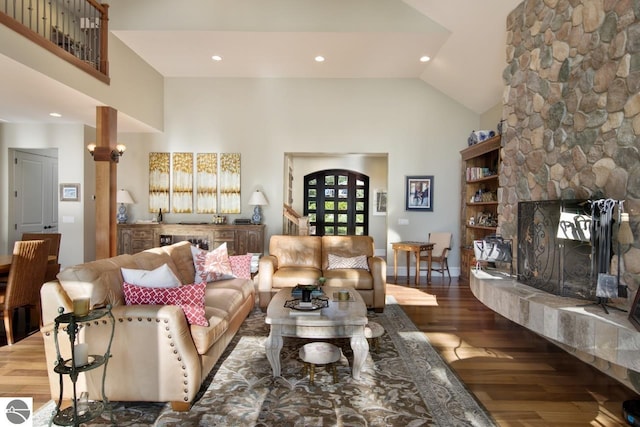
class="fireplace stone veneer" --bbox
[470,269,640,393]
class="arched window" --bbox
[304,169,369,236]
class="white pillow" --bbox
[121,263,181,288]
[327,254,370,271]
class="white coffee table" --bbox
[265,288,370,380]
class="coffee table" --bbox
[265,287,370,380]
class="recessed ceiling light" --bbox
[211,55,223,61]
[49,112,62,118]
[420,56,431,63]
[314,56,325,62]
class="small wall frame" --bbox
[60,183,80,201]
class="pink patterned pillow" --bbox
[191,243,235,283]
[122,282,209,327]
[229,254,252,279]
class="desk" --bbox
[391,241,434,285]
[0,254,57,275]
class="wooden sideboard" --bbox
[117,223,265,255]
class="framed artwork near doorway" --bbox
[59,183,80,202]
[373,188,387,215]
[405,175,433,211]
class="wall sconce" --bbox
[87,143,127,163]
[248,190,269,224]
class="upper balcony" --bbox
[0,0,109,83]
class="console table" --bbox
[117,223,265,255]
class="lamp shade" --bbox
[248,190,268,206]
[117,189,135,204]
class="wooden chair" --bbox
[0,240,50,345]
[419,232,452,282]
[21,233,61,282]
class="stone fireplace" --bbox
[500,0,640,308]
[483,0,640,393]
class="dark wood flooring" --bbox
[0,278,638,426]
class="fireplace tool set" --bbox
[586,198,628,314]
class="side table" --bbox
[391,241,435,285]
[52,306,115,426]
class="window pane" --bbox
[337,226,348,235]
[338,189,348,198]
[324,226,335,235]
[308,189,316,197]
[308,201,316,210]
[355,226,364,235]
[308,179,317,185]
[356,201,365,211]
[338,201,348,211]
[324,214,334,222]
[325,176,335,185]
[356,179,364,186]
[310,225,317,235]
[356,189,365,198]
[338,175,348,185]
[309,213,316,222]
[356,214,364,223]
[325,189,335,198]
[325,201,335,210]
[338,214,348,223]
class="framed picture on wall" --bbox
[405,175,433,211]
[59,183,80,202]
[373,188,387,215]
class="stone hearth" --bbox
[470,269,640,393]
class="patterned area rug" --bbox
[35,297,496,426]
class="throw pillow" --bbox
[327,254,370,271]
[122,282,208,326]
[191,243,235,283]
[229,254,252,279]
[121,263,181,288]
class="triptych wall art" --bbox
[148,152,241,214]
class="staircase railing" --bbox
[0,0,109,82]
[283,204,309,236]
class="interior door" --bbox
[11,150,59,248]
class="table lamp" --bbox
[116,189,135,224]
[248,190,268,224]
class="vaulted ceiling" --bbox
[0,0,521,131]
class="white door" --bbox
[11,150,58,248]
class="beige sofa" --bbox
[257,235,386,312]
[39,241,254,411]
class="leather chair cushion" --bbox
[273,267,322,289]
[191,307,229,354]
[322,268,373,290]
[269,236,322,269]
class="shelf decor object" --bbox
[172,152,194,213]
[196,153,217,214]
[405,176,433,211]
[149,152,170,214]
[220,153,241,214]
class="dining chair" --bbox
[419,232,452,282]
[21,232,61,282]
[0,239,50,345]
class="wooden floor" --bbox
[0,278,638,426]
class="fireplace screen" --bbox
[517,200,595,300]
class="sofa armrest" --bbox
[368,256,387,309]
[257,255,277,292]
[41,303,202,405]
[41,281,73,326]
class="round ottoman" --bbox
[299,342,341,384]
[364,321,385,352]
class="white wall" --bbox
[116,77,479,275]
[0,123,87,268]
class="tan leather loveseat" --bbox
[257,235,386,312]
[39,241,254,411]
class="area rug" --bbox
[34,297,496,426]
